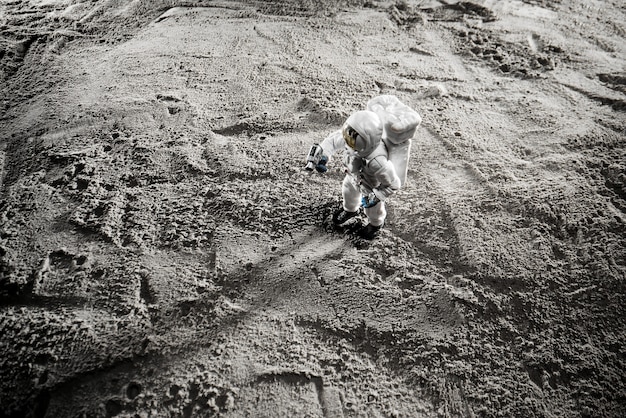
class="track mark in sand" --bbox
[598,72,626,94]
[563,82,626,111]
[0,148,6,192]
[0,35,40,79]
[454,24,565,78]
[138,271,155,305]
[154,2,250,24]
[256,370,344,418]
[600,163,626,215]
[422,1,497,23]
[438,375,476,418]
[212,120,262,136]
[556,71,626,111]
[32,249,90,299]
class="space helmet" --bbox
[341,110,383,157]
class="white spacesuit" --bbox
[306,110,401,239]
[305,95,421,239]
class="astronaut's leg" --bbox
[333,176,361,225]
[364,201,386,227]
[357,202,386,239]
[341,175,361,212]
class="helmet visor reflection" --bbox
[342,125,358,150]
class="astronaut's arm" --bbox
[305,130,344,173]
[318,130,344,158]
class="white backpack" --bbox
[367,95,421,187]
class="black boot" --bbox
[358,223,382,240]
[332,208,358,225]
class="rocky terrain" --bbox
[0,0,624,417]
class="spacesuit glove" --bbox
[305,144,329,173]
[315,156,328,173]
[361,193,380,208]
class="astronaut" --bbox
[305,110,401,239]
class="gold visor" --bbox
[342,125,358,150]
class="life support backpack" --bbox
[366,95,421,187]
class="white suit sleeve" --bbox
[319,130,345,160]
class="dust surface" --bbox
[1,0,625,417]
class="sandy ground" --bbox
[0,0,625,417]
